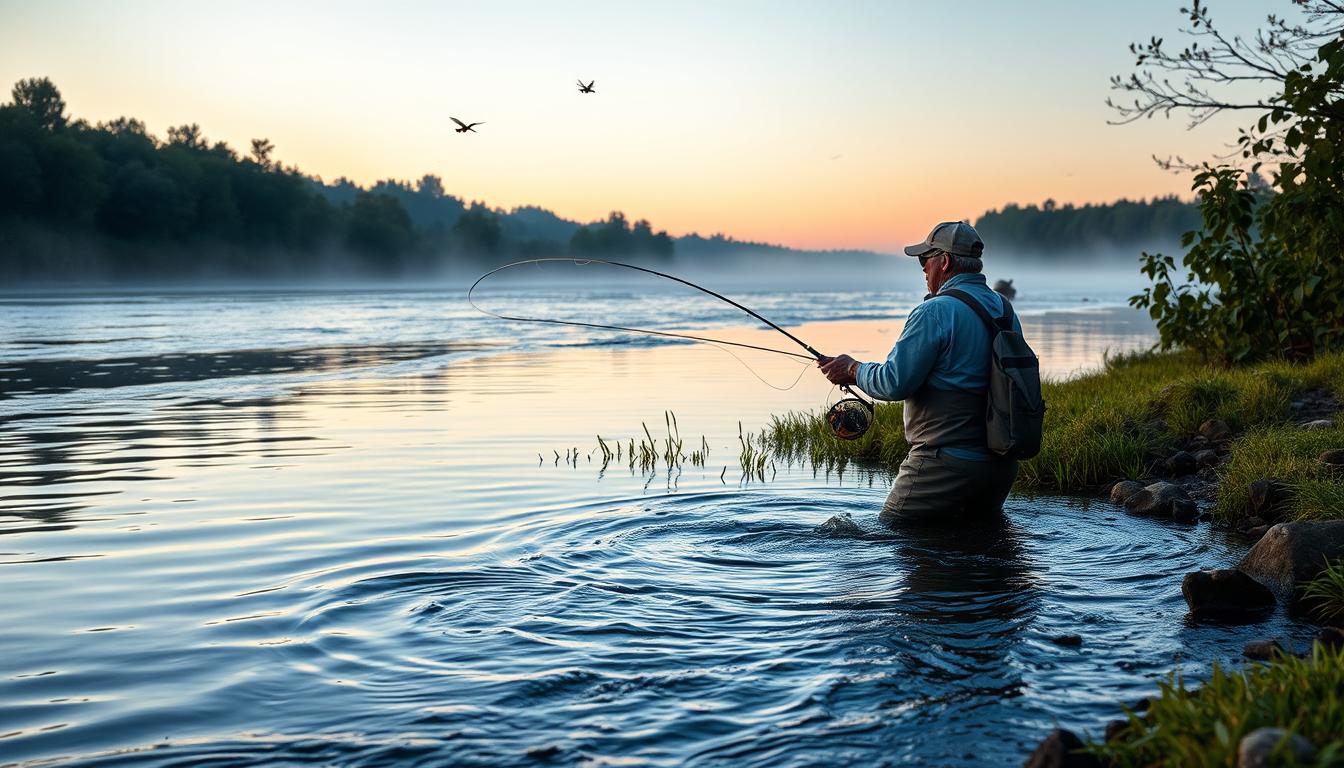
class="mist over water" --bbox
[1,277,1311,766]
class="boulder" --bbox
[1248,480,1293,522]
[1166,450,1197,476]
[1109,480,1145,505]
[1194,449,1219,469]
[1182,569,1276,622]
[1199,418,1233,442]
[1237,727,1316,768]
[1051,633,1083,647]
[1238,521,1344,609]
[1187,434,1211,451]
[1242,639,1285,660]
[1125,482,1196,519]
[1023,728,1103,768]
[1300,419,1335,431]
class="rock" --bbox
[1182,569,1276,622]
[1237,727,1316,768]
[1242,639,1285,660]
[1300,419,1335,431]
[1315,626,1344,651]
[1248,480,1293,521]
[815,514,866,537]
[1125,482,1194,517]
[1319,448,1344,465]
[992,278,1016,300]
[1166,450,1197,476]
[1199,418,1233,442]
[1238,521,1344,609]
[1194,449,1219,469]
[1023,728,1103,768]
[1109,480,1145,505]
[1239,515,1268,532]
[1171,499,1200,523]
[1244,524,1271,541]
[1187,434,1211,451]
[1051,633,1083,647]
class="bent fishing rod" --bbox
[469,258,876,438]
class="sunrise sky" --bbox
[0,0,1283,252]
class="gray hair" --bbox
[948,254,983,273]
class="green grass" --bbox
[759,350,1344,521]
[1087,644,1344,767]
[1303,559,1344,625]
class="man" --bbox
[818,221,1023,527]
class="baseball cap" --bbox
[903,221,985,258]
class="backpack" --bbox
[941,289,1047,460]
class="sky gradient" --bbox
[0,1,1284,251]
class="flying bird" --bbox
[451,117,484,133]
[577,79,596,93]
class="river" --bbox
[0,266,1319,766]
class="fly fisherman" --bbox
[818,222,1027,527]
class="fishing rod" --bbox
[468,258,875,439]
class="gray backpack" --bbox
[942,289,1046,460]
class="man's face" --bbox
[920,251,949,294]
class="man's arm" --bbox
[854,303,944,401]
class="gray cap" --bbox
[903,221,985,258]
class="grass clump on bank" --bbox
[762,350,1344,520]
[1088,644,1344,767]
[1304,561,1344,625]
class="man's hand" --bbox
[818,354,859,386]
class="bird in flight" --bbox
[577,79,596,94]
[451,117,484,133]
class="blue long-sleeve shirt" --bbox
[854,273,1022,460]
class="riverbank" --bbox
[767,349,1344,523]
[763,349,1344,764]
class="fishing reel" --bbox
[825,387,875,441]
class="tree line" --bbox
[973,196,1202,254]
[0,78,674,282]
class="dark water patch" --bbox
[0,341,487,399]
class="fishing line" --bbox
[469,258,875,439]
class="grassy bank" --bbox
[1086,643,1344,766]
[765,350,1344,524]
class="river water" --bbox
[0,265,1320,766]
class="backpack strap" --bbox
[940,288,1013,336]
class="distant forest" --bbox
[1,77,791,283]
[2,76,1205,283]
[973,197,1201,254]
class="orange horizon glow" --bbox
[0,0,1276,252]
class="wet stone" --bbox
[1109,480,1145,506]
[814,514,866,537]
[1300,419,1335,431]
[1024,728,1103,768]
[1238,727,1316,768]
[1124,481,1193,517]
[1242,639,1284,660]
[1182,569,1276,622]
[1051,633,1083,647]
